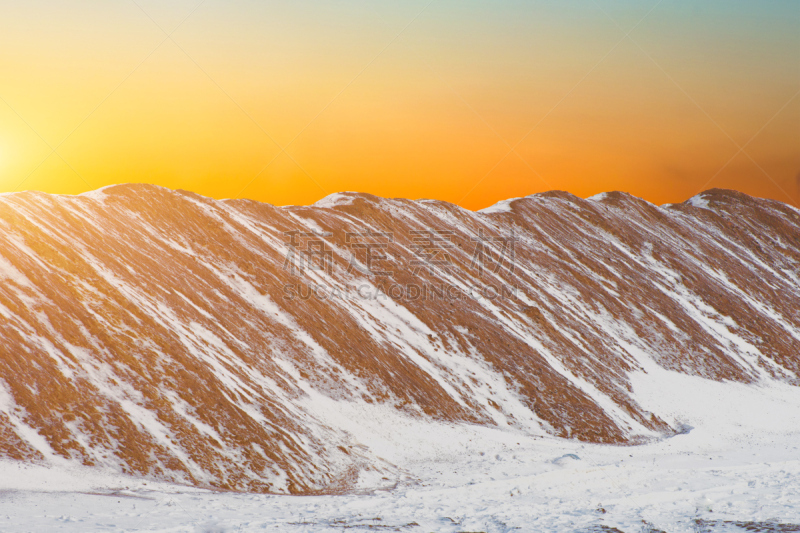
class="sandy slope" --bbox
[1,185,799,493]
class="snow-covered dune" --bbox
[0,184,798,494]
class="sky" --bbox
[0,0,798,210]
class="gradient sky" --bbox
[1,0,798,210]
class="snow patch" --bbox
[314,192,359,208]
[478,197,520,214]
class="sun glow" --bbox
[0,1,797,209]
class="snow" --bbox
[1,370,799,532]
[587,192,609,201]
[314,192,359,208]
[2,186,799,530]
[0,255,34,288]
[687,195,712,210]
[78,184,119,201]
[478,197,520,214]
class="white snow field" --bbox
[1,367,799,532]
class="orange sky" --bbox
[1,1,798,209]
